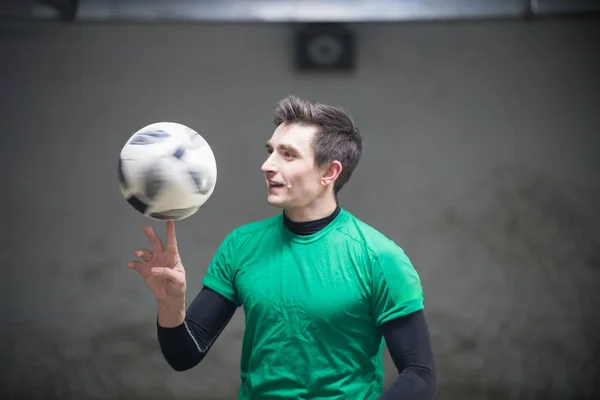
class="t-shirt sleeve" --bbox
[370,245,424,326]
[202,232,241,307]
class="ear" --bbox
[320,161,343,187]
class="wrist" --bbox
[157,299,186,328]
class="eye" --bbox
[283,151,295,159]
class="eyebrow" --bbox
[265,142,300,154]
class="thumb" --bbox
[151,267,184,285]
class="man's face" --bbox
[261,123,328,210]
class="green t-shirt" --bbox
[202,208,424,399]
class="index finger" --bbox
[166,220,178,254]
[143,226,165,253]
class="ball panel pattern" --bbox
[173,147,185,159]
[188,169,213,195]
[126,195,149,214]
[118,157,127,189]
[150,206,199,221]
[129,130,170,146]
[144,162,169,201]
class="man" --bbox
[128,95,437,399]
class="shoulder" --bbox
[335,210,406,260]
[209,214,282,270]
[222,213,282,248]
[336,211,421,295]
[341,213,424,306]
[231,214,280,235]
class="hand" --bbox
[128,220,187,303]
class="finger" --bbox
[166,220,178,254]
[151,267,184,285]
[128,260,145,270]
[134,249,153,262]
[143,226,164,253]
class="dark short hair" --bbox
[273,95,363,194]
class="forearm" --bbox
[157,318,205,371]
[378,310,437,400]
[378,366,437,400]
[157,287,238,371]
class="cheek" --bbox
[283,162,322,192]
[290,170,321,193]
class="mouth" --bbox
[267,181,285,189]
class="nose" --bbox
[261,155,278,175]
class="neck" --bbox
[283,195,338,222]
[283,204,341,236]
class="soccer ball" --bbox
[118,122,217,221]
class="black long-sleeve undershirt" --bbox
[379,310,437,399]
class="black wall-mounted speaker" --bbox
[294,23,356,72]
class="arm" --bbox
[368,244,436,398]
[378,310,437,399]
[157,286,238,371]
[157,229,241,371]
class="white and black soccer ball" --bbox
[118,122,217,221]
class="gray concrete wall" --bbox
[1,17,599,400]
